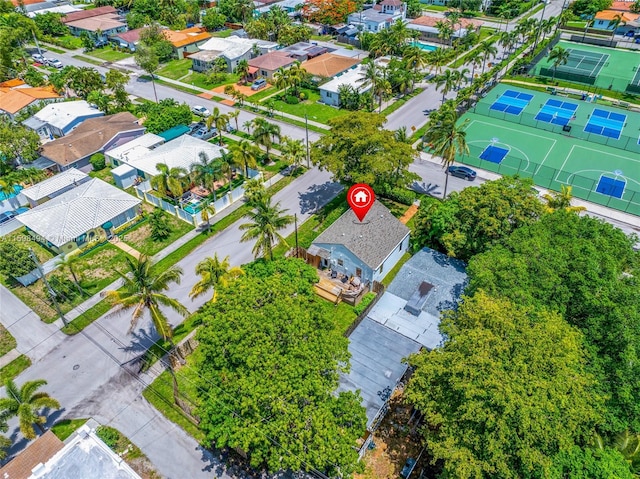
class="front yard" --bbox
[120,212,193,257]
[89,47,131,62]
[265,89,348,124]
[157,59,192,80]
[182,71,241,90]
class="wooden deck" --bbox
[314,276,342,304]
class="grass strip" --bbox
[51,419,88,441]
[0,355,32,383]
[61,298,114,335]
[381,88,424,116]
[381,252,412,287]
[72,55,103,66]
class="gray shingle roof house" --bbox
[17,178,140,254]
[309,200,409,284]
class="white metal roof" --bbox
[30,100,103,131]
[320,65,370,94]
[123,134,226,177]
[199,37,278,59]
[17,178,140,247]
[111,163,135,176]
[105,133,165,163]
[21,169,89,202]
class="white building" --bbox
[319,64,371,107]
[23,100,104,139]
[194,37,279,72]
[20,168,90,207]
[348,0,406,32]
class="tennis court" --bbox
[489,89,534,115]
[454,85,640,215]
[533,41,639,93]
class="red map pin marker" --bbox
[347,184,375,222]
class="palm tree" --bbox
[252,118,281,161]
[548,46,569,80]
[273,67,291,94]
[190,152,222,201]
[199,200,216,231]
[235,59,250,84]
[151,163,187,198]
[357,61,383,111]
[243,120,253,135]
[287,61,308,96]
[592,430,640,476]
[466,48,484,81]
[239,196,294,260]
[219,150,239,190]
[479,40,498,75]
[402,45,428,89]
[55,253,83,294]
[104,255,188,341]
[424,107,470,198]
[0,379,60,440]
[281,137,305,171]
[434,69,459,104]
[231,139,260,177]
[427,48,449,76]
[189,254,243,301]
[435,20,455,46]
[206,107,229,146]
[542,185,586,213]
[228,110,240,132]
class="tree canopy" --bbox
[467,211,640,434]
[136,99,192,134]
[311,112,418,189]
[412,176,544,260]
[0,121,40,166]
[0,241,36,278]
[405,291,605,479]
[194,259,366,475]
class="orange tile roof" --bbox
[595,9,638,21]
[0,87,60,115]
[302,53,361,78]
[0,431,63,479]
[611,1,633,11]
[9,0,45,5]
[163,27,211,48]
[0,78,26,88]
[410,14,483,30]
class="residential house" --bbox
[408,15,483,41]
[308,200,410,284]
[23,100,104,139]
[348,0,406,32]
[0,421,142,479]
[194,37,279,73]
[319,64,371,106]
[280,41,328,61]
[39,112,145,171]
[0,80,60,121]
[20,168,90,207]
[593,10,639,32]
[254,0,304,16]
[17,178,141,254]
[302,53,361,81]
[62,6,127,44]
[26,3,83,18]
[105,133,225,181]
[111,28,144,51]
[163,27,212,59]
[248,51,296,79]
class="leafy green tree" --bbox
[0,241,36,279]
[201,8,226,31]
[151,163,187,198]
[148,209,172,241]
[239,196,294,260]
[194,259,366,475]
[33,12,67,36]
[552,445,634,478]
[67,66,105,99]
[251,118,280,161]
[189,253,243,301]
[234,59,250,83]
[280,136,305,171]
[542,185,586,213]
[631,0,640,13]
[0,379,60,440]
[571,0,612,16]
[337,84,362,110]
[22,66,46,87]
[137,100,192,133]
[406,291,604,479]
[0,121,40,165]
[198,200,216,231]
[467,211,640,434]
[135,44,160,102]
[311,112,418,189]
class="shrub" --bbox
[299,91,307,101]
[96,426,120,449]
[284,95,300,105]
[354,292,376,316]
[377,186,417,206]
[148,209,171,241]
[0,242,36,279]
[89,153,106,171]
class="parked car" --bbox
[0,211,16,225]
[189,121,205,134]
[225,123,236,133]
[31,53,44,63]
[447,165,477,181]
[251,78,267,91]
[192,105,210,117]
[45,58,63,69]
[191,126,216,141]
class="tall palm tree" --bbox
[219,150,239,190]
[466,48,484,81]
[231,139,260,177]
[151,163,187,198]
[592,430,640,476]
[281,137,305,171]
[199,200,216,231]
[548,46,569,80]
[434,69,459,104]
[402,45,428,89]
[0,379,60,440]
[190,152,222,201]
[424,107,470,198]
[252,118,280,161]
[435,20,455,46]
[189,254,243,301]
[427,48,449,76]
[273,67,291,94]
[234,59,250,84]
[287,61,308,96]
[243,120,253,135]
[479,40,498,75]
[542,185,586,213]
[239,196,294,260]
[206,107,229,146]
[55,253,83,294]
[357,61,382,111]
[228,109,240,132]
[104,255,188,341]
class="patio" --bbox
[313,268,369,305]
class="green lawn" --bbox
[566,21,588,28]
[248,86,279,102]
[44,34,83,50]
[182,71,241,90]
[211,29,233,38]
[120,213,194,257]
[0,325,16,357]
[158,59,192,80]
[268,89,348,124]
[89,166,115,185]
[89,47,131,62]
[381,252,412,287]
[72,55,104,66]
[0,355,31,383]
[424,4,448,10]
[51,419,87,441]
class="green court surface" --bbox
[455,85,640,215]
[533,41,640,93]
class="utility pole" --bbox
[29,249,68,325]
[532,0,548,52]
[294,214,299,257]
[304,112,310,168]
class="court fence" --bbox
[461,143,640,216]
[473,101,640,154]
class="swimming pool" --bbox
[412,41,438,52]
[183,199,202,215]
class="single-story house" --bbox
[593,10,639,32]
[319,64,371,107]
[302,53,361,81]
[39,112,145,172]
[111,28,144,52]
[104,132,165,171]
[0,80,60,121]
[62,6,127,44]
[347,0,406,32]
[610,1,634,12]
[20,168,90,207]
[408,15,484,41]
[308,200,410,285]
[17,178,141,254]
[106,133,225,181]
[254,0,304,16]
[280,41,328,61]
[23,100,104,139]
[194,37,279,73]
[248,51,297,79]
[26,3,83,18]
[163,27,212,59]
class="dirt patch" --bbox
[78,248,120,281]
[212,83,263,97]
[122,223,151,245]
[356,392,426,479]
[128,456,162,479]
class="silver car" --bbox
[191,127,216,141]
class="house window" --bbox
[337,259,343,266]
[398,242,402,252]
[379,263,384,273]
[326,92,332,98]
[77,233,87,244]
[261,70,267,76]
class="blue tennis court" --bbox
[534,99,579,126]
[584,109,626,139]
[489,90,533,115]
[479,145,509,164]
[596,176,626,198]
